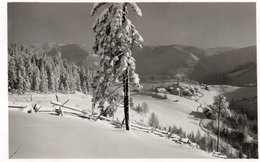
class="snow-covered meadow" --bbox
[9,110,213,158]
[9,83,253,158]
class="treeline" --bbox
[229,97,257,122]
[198,72,228,85]
[145,111,231,157]
[146,112,222,156]
[168,125,226,156]
[8,43,93,94]
[229,62,256,73]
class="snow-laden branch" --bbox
[105,85,123,101]
[126,3,142,17]
[90,3,107,16]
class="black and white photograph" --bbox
[3,0,258,159]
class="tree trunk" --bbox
[123,68,130,130]
[217,103,221,152]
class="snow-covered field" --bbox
[132,94,202,134]
[132,84,220,134]
[8,83,253,158]
[9,110,213,158]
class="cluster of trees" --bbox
[188,131,217,154]
[229,97,257,123]
[205,119,257,158]
[168,125,187,138]
[130,99,149,114]
[168,125,218,154]
[204,96,258,158]
[226,97,257,158]
[140,75,199,84]
[198,72,228,85]
[138,89,168,99]
[137,111,226,155]
[140,75,175,82]
[147,113,224,156]
[8,43,93,94]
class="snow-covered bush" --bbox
[134,102,149,114]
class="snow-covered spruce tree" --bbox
[8,55,17,90]
[32,64,41,92]
[39,64,48,93]
[212,95,230,152]
[45,57,56,92]
[90,3,143,130]
[79,66,88,93]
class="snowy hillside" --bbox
[8,83,218,158]
[9,110,213,158]
[9,81,257,158]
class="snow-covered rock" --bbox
[180,138,190,144]
[171,134,181,142]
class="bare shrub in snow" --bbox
[134,102,149,114]
[148,112,159,128]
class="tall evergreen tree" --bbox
[59,60,69,92]
[90,3,144,130]
[212,95,230,152]
[53,56,62,91]
[39,64,48,93]
[8,56,17,90]
[79,66,87,93]
[45,57,55,91]
[16,55,27,93]
[74,66,82,92]
[17,70,24,93]
[24,56,33,91]
[32,64,41,91]
[85,68,92,94]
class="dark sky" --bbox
[8,2,256,49]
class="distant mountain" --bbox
[191,46,256,85]
[132,44,215,78]
[133,44,256,86]
[45,43,90,66]
[43,43,257,86]
[227,63,256,85]
[36,43,100,70]
[207,47,236,55]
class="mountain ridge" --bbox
[8,42,256,86]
